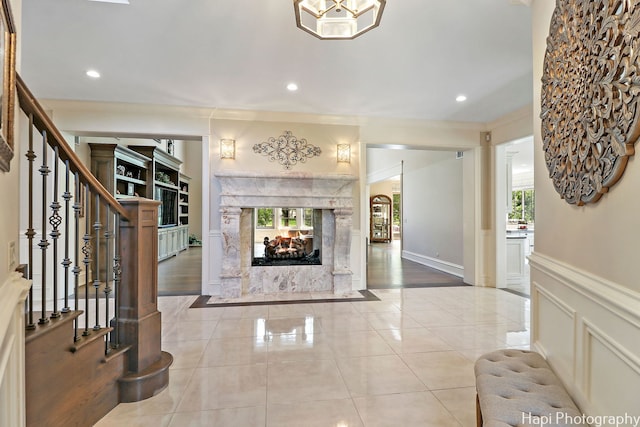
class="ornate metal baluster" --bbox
[49,146,62,319]
[25,113,36,330]
[93,194,102,331]
[72,174,82,342]
[38,132,50,325]
[82,183,92,337]
[61,160,72,313]
[112,212,121,350]
[104,206,112,353]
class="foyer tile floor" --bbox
[95,286,530,427]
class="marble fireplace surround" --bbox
[215,170,357,298]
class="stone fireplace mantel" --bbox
[215,171,357,298]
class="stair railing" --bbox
[17,73,129,353]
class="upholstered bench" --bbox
[474,349,587,427]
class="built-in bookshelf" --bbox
[90,143,190,261]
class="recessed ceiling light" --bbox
[456,95,467,102]
[86,69,101,78]
[287,83,299,92]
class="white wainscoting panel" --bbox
[0,272,31,427]
[529,252,640,419]
[402,250,464,278]
[204,230,222,296]
[350,230,363,290]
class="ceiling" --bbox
[20,0,533,123]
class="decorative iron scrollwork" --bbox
[253,130,321,170]
[541,0,640,205]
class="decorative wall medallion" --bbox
[253,130,321,170]
[541,0,640,205]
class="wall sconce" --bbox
[337,144,351,163]
[220,139,236,159]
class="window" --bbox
[509,189,535,223]
[256,208,275,229]
[279,208,297,227]
[303,208,314,227]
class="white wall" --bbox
[531,0,640,419]
[402,151,464,276]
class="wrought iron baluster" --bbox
[112,212,121,350]
[25,113,36,330]
[72,174,82,342]
[61,160,72,313]
[38,132,50,325]
[49,146,62,318]
[82,183,92,337]
[104,206,112,353]
[93,194,102,331]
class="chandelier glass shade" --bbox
[294,0,386,40]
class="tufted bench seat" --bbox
[474,349,586,427]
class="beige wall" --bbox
[531,0,640,418]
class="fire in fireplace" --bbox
[252,208,322,266]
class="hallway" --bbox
[367,241,466,289]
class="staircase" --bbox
[15,75,172,426]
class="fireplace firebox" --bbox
[251,207,322,266]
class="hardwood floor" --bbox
[157,241,467,296]
[158,246,202,296]
[367,240,467,289]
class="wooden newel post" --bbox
[116,198,173,402]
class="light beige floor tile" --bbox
[220,305,269,319]
[168,407,266,427]
[95,413,173,427]
[175,307,225,322]
[162,340,209,369]
[162,319,217,342]
[326,330,394,358]
[267,303,316,318]
[353,391,461,427]
[433,387,477,427]
[402,351,476,390]
[377,327,453,354]
[317,313,374,335]
[267,399,364,427]
[198,336,268,367]
[336,354,426,397]
[351,301,402,314]
[267,333,335,362]
[176,365,267,412]
[428,325,507,350]
[211,317,268,339]
[364,311,423,330]
[264,316,322,336]
[267,359,349,404]
[405,309,465,327]
[312,301,362,315]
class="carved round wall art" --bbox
[253,130,321,170]
[541,0,640,205]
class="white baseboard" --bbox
[402,250,464,278]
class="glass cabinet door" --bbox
[370,194,392,242]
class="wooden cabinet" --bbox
[90,143,191,262]
[370,194,392,243]
[89,144,151,199]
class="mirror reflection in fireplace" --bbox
[252,207,322,266]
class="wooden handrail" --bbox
[16,73,130,220]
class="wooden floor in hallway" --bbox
[367,240,467,289]
[158,246,202,296]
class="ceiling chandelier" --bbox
[293,0,386,40]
